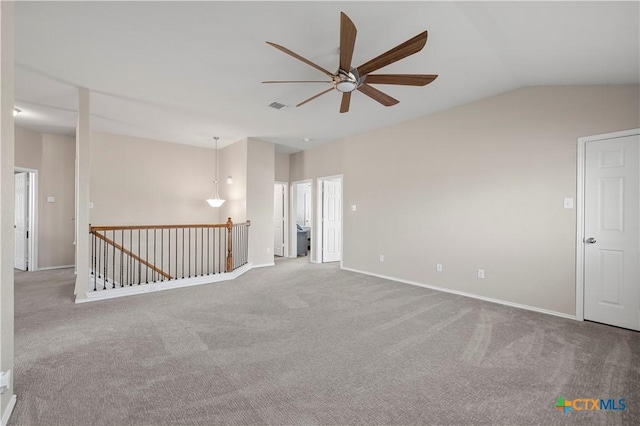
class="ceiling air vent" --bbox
[268,101,288,110]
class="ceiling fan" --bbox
[263,12,438,113]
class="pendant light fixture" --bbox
[206,136,225,208]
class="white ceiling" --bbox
[13,1,640,153]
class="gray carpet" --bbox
[9,258,640,425]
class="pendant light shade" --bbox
[206,136,225,208]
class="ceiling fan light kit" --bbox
[263,12,438,113]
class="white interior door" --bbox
[584,134,639,331]
[322,179,342,263]
[274,183,285,257]
[15,172,28,270]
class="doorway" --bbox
[576,129,639,331]
[291,180,312,259]
[14,168,38,271]
[273,182,288,257]
[317,176,342,263]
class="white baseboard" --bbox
[76,263,253,303]
[341,267,576,321]
[35,265,74,271]
[251,262,274,269]
[1,394,16,426]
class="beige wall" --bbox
[90,132,220,226]
[275,152,290,183]
[40,134,75,267]
[90,133,276,269]
[219,139,247,223]
[0,0,15,416]
[14,126,40,169]
[219,138,276,266]
[247,138,275,266]
[290,85,640,316]
[15,127,75,268]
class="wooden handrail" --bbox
[90,221,251,232]
[92,231,173,280]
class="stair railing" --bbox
[90,218,250,291]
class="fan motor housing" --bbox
[334,69,361,93]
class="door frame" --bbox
[290,179,313,260]
[316,174,343,264]
[15,167,38,271]
[274,181,289,257]
[575,128,640,321]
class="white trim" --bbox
[290,179,312,259]
[342,266,577,321]
[35,264,74,271]
[275,181,289,258]
[316,174,343,264]
[76,263,253,303]
[1,394,16,426]
[14,167,38,271]
[251,262,274,269]
[575,128,640,322]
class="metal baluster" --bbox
[91,233,97,291]
[120,229,124,288]
[182,228,185,279]
[137,229,141,285]
[97,233,101,280]
[109,230,114,288]
[127,229,131,286]
[175,228,178,280]
[153,229,157,282]
[102,235,107,289]
[161,228,164,281]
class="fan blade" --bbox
[263,80,333,84]
[364,74,438,86]
[357,84,399,107]
[340,92,351,113]
[266,42,335,77]
[339,12,357,72]
[296,87,335,107]
[356,32,428,76]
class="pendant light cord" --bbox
[214,136,220,197]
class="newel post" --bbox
[226,217,233,272]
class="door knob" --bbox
[584,237,597,244]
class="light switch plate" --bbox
[46,196,55,203]
[563,197,574,209]
[351,205,357,211]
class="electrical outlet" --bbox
[477,269,485,279]
[436,263,443,272]
[379,254,384,262]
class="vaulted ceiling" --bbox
[13,1,640,153]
